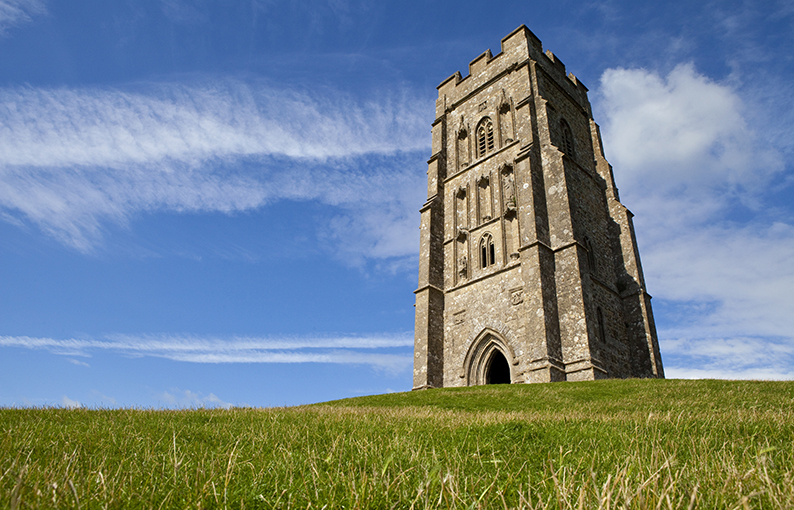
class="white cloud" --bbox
[157,388,232,409]
[66,358,90,367]
[105,332,414,350]
[0,333,414,373]
[645,222,794,338]
[665,366,794,381]
[598,63,781,197]
[661,335,794,379]
[0,0,45,35]
[321,162,424,264]
[597,63,794,380]
[0,83,426,168]
[61,395,81,408]
[0,81,429,256]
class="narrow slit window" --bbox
[584,236,595,272]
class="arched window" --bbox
[560,119,575,157]
[476,118,495,158]
[480,233,495,268]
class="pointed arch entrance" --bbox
[463,329,515,386]
[486,350,511,384]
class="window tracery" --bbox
[560,119,576,158]
[476,118,495,158]
[560,119,575,157]
[480,233,495,269]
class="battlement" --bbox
[437,25,589,112]
[543,49,566,79]
[469,49,493,77]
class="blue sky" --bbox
[1,0,792,408]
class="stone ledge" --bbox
[443,139,520,184]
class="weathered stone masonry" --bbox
[413,25,664,389]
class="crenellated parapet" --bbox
[436,25,591,120]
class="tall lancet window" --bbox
[560,119,575,157]
[480,233,495,268]
[476,118,495,158]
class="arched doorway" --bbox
[485,350,511,384]
[462,329,515,386]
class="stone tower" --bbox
[413,25,664,389]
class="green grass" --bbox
[2,379,793,509]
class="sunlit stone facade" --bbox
[413,25,664,389]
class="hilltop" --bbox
[2,379,793,508]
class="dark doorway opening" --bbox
[485,350,511,384]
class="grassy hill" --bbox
[2,379,793,508]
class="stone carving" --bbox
[502,169,516,213]
[458,256,468,280]
[458,117,469,168]
[510,289,523,305]
[499,89,511,113]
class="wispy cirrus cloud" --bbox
[0,0,45,35]
[0,81,429,258]
[596,63,794,380]
[0,333,414,374]
[0,82,427,167]
[665,366,794,381]
[662,333,794,381]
